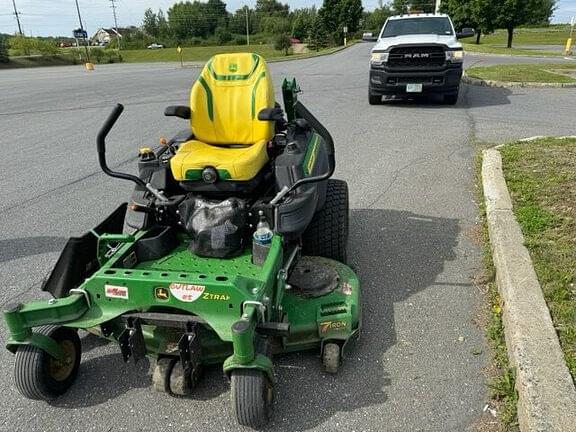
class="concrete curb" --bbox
[482,148,576,432]
[465,51,564,59]
[463,74,576,88]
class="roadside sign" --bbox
[343,26,348,34]
[73,29,87,39]
[177,46,182,54]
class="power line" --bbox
[110,0,121,49]
[11,0,23,35]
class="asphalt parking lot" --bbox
[0,43,575,431]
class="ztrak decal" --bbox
[154,287,170,301]
[319,320,347,333]
[202,292,231,301]
[169,283,205,303]
[105,285,129,300]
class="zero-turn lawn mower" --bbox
[3,53,361,428]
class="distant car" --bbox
[147,43,165,49]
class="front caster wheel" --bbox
[231,369,274,428]
[322,343,341,374]
[152,357,177,393]
[14,325,81,400]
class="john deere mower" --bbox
[3,53,360,428]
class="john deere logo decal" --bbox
[229,63,238,72]
[155,287,170,301]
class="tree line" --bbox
[137,0,362,51]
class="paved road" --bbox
[0,44,575,432]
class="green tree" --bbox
[308,14,329,50]
[339,0,363,33]
[274,33,292,55]
[495,0,556,47]
[205,0,228,34]
[364,5,393,32]
[157,10,169,37]
[0,34,9,63]
[392,0,434,14]
[291,7,317,40]
[168,1,210,39]
[229,6,255,35]
[9,35,35,56]
[319,0,341,34]
[143,8,159,37]
[255,0,289,17]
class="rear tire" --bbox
[14,325,81,401]
[231,369,274,428]
[302,179,349,263]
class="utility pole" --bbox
[110,0,121,50]
[435,0,441,14]
[11,0,23,35]
[245,6,250,46]
[74,0,91,63]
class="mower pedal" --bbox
[118,317,146,363]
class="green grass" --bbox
[500,137,576,381]
[476,151,520,431]
[466,63,576,83]
[463,43,563,57]
[462,25,571,46]
[120,44,344,63]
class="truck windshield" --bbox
[381,18,453,38]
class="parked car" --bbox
[147,43,165,49]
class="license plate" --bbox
[406,83,423,93]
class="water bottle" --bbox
[252,211,273,265]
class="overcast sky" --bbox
[1,0,574,37]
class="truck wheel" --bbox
[443,93,459,105]
[14,325,81,401]
[369,91,382,105]
[302,179,349,263]
[231,369,274,428]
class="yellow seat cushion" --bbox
[170,53,275,182]
[171,139,269,182]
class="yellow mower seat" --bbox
[171,53,275,182]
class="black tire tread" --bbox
[302,179,349,263]
[231,369,272,428]
[14,325,81,401]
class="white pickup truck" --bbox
[368,13,474,105]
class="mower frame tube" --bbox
[4,294,89,358]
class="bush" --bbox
[35,39,58,56]
[216,27,232,45]
[234,36,247,45]
[274,34,292,55]
[0,35,9,63]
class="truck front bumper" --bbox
[369,64,463,96]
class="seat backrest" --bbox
[190,53,275,146]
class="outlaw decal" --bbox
[169,283,205,303]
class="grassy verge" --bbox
[120,44,347,63]
[499,137,576,380]
[476,152,520,431]
[463,43,563,57]
[466,63,576,83]
[462,26,571,46]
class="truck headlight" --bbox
[371,52,389,66]
[446,50,464,62]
